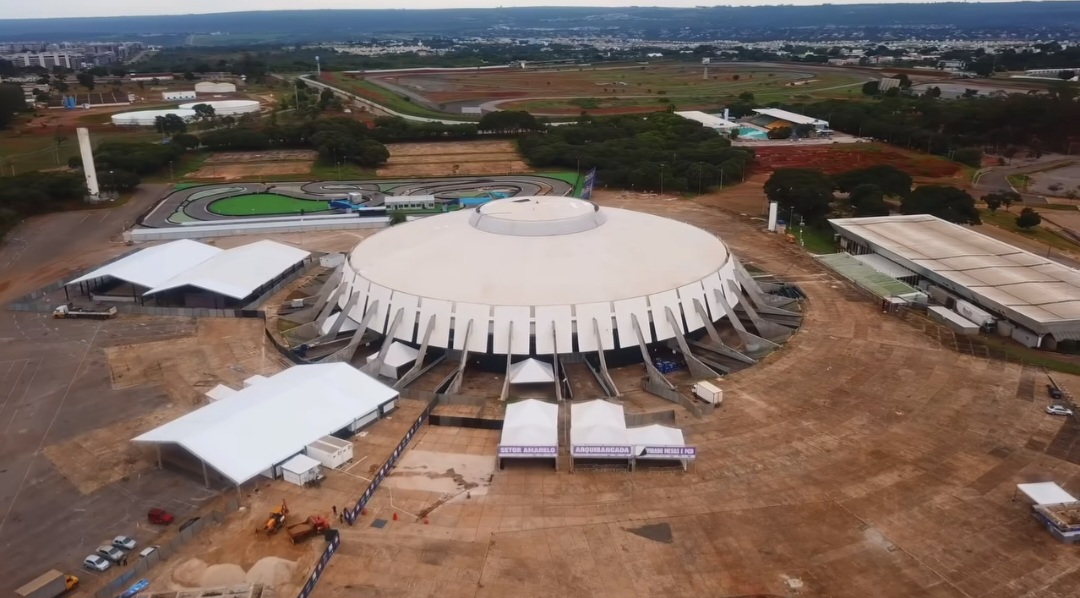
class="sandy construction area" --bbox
[386,140,518,157]
[189,161,312,180]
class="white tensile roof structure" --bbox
[319,311,361,336]
[627,424,685,448]
[675,110,739,131]
[570,399,629,447]
[133,363,397,485]
[68,239,223,289]
[830,214,1080,339]
[1017,482,1077,505]
[337,196,742,356]
[145,240,309,300]
[752,108,830,127]
[508,358,555,385]
[501,399,558,448]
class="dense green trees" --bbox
[478,111,543,134]
[849,184,890,217]
[0,84,26,129]
[763,168,835,224]
[0,171,87,232]
[900,185,980,224]
[1017,207,1042,229]
[833,165,912,197]
[982,191,1019,212]
[517,111,753,194]
[196,117,391,167]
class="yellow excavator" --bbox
[259,499,289,534]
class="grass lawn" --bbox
[980,209,1080,253]
[0,130,161,173]
[207,193,333,216]
[309,162,376,181]
[321,74,476,121]
[1007,174,1032,191]
[786,223,837,254]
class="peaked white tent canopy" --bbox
[499,399,558,461]
[320,311,361,336]
[134,363,397,485]
[570,400,630,460]
[68,240,223,289]
[145,240,310,300]
[628,424,685,448]
[508,358,555,385]
[1017,482,1077,506]
[365,342,419,379]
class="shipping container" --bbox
[305,435,353,469]
[693,380,723,404]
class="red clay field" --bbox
[752,144,962,177]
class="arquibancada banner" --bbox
[498,445,558,457]
[571,444,632,458]
[636,446,698,459]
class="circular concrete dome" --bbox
[111,108,197,126]
[337,196,741,356]
[178,99,260,115]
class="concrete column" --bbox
[77,127,100,197]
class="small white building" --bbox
[163,90,197,101]
[385,195,437,211]
[280,454,323,487]
[195,81,237,94]
[305,436,353,469]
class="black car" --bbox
[1048,384,1064,400]
[179,517,200,531]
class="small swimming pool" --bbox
[738,126,768,140]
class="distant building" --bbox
[674,110,739,134]
[750,108,829,132]
[3,52,84,69]
[877,77,902,92]
[129,73,175,82]
[162,90,197,101]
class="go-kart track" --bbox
[141,175,575,228]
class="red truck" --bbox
[286,516,330,545]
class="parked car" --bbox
[1046,405,1074,416]
[178,517,200,532]
[1047,384,1064,400]
[147,508,174,525]
[112,536,136,551]
[95,546,125,563]
[82,556,110,572]
[139,546,160,559]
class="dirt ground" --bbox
[205,151,318,164]
[752,144,961,177]
[377,140,530,177]
[189,162,313,181]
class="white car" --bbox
[83,555,111,572]
[112,535,137,551]
[139,545,160,559]
[96,545,125,562]
[1046,405,1074,416]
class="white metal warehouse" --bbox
[133,363,398,487]
[830,214,1080,347]
[67,239,310,308]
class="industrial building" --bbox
[133,363,398,487]
[332,196,745,357]
[162,90,197,101]
[750,108,830,132]
[195,81,238,94]
[829,214,1080,349]
[675,110,739,134]
[67,239,310,308]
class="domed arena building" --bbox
[333,196,748,359]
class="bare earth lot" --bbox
[378,140,530,177]
[191,151,317,181]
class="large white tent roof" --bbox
[501,399,558,447]
[1017,482,1077,505]
[508,358,555,385]
[134,363,397,485]
[627,424,685,447]
[570,399,629,446]
[68,240,223,288]
[145,240,309,300]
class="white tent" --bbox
[68,240,223,289]
[365,342,419,379]
[570,400,630,460]
[144,240,309,301]
[134,363,398,485]
[499,399,558,462]
[204,384,237,403]
[319,311,360,336]
[628,424,696,465]
[1017,482,1077,505]
[280,454,322,487]
[508,358,555,385]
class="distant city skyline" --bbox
[0,0,1071,21]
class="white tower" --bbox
[315,55,321,78]
[702,57,710,80]
[767,201,779,232]
[76,127,100,199]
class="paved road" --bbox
[973,155,1078,202]
[140,175,574,228]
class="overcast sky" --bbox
[0,0,1045,20]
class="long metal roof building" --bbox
[829,214,1080,340]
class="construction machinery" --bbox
[16,570,79,598]
[53,304,117,319]
[259,500,289,534]
[285,515,330,544]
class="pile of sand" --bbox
[201,563,247,587]
[172,559,209,587]
[246,557,298,586]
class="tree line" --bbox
[517,111,754,194]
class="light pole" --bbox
[659,163,666,196]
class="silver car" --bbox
[1046,405,1074,416]
[96,545,125,563]
[83,555,110,572]
[112,535,137,551]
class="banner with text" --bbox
[498,445,558,457]
[636,446,698,459]
[571,444,632,458]
[580,167,597,200]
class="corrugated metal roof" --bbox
[144,240,309,300]
[815,253,920,298]
[68,240,223,288]
[830,215,1080,336]
[852,253,917,280]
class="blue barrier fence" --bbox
[296,530,340,598]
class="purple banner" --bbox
[638,446,697,459]
[571,445,632,457]
[499,445,558,457]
